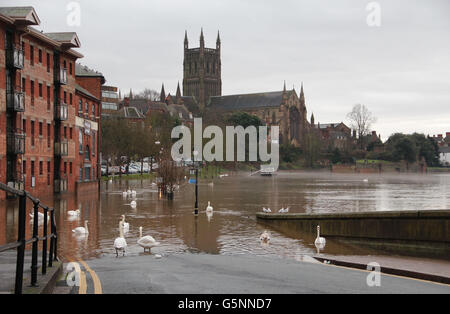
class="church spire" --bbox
[176,81,182,99]
[216,30,221,49]
[200,28,204,48]
[160,83,166,102]
[184,30,188,49]
[129,88,133,99]
[310,112,315,125]
[300,82,305,105]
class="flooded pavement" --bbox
[1,171,450,263]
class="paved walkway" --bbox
[72,253,449,294]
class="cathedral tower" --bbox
[183,29,222,109]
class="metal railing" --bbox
[0,182,58,294]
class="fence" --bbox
[0,182,58,294]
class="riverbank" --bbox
[256,210,450,259]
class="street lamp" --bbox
[192,150,199,215]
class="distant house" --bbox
[439,147,450,166]
[311,121,353,150]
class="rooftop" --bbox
[208,90,293,110]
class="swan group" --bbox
[262,207,272,213]
[72,220,89,234]
[278,207,290,213]
[114,221,127,257]
[137,226,160,253]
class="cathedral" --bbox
[179,30,310,147]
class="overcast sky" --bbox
[6,0,450,139]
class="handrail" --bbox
[0,182,58,294]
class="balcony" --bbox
[6,48,24,69]
[54,140,68,156]
[7,132,25,155]
[6,91,25,112]
[55,102,68,121]
[55,68,68,85]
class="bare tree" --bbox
[135,88,160,101]
[347,104,376,149]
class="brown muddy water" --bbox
[1,171,449,262]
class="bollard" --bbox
[42,207,48,275]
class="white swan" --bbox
[206,211,213,222]
[127,189,132,195]
[208,182,214,187]
[260,230,271,243]
[137,226,160,253]
[206,201,213,212]
[278,207,285,213]
[121,215,130,233]
[122,191,128,198]
[284,207,290,213]
[29,212,49,221]
[314,225,326,248]
[72,220,89,234]
[114,221,127,257]
[130,200,137,208]
[363,178,369,183]
[67,209,80,216]
[131,190,137,196]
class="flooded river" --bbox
[1,171,449,262]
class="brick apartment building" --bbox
[0,7,104,200]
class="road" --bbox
[66,253,450,294]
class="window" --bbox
[22,78,26,92]
[38,49,42,63]
[64,162,67,175]
[64,91,67,103]
[70,162,73,174]
[79,100,82,114]
[31,121,35,146]
[39,83,42,97]
[92,133,95,156]
[39,122,42,136]
[63,60,67,70]
[39,161,43,175]
[23,161,26,176]
[64,126,67,139]
[79,167,83,181]
[46,53,50,72]
[69,62,72,75]
[47,161,51,174]
[23,119,26,134]
[30,80,34,105]
[85,102,89,113]
[31,161,35,176]
[30,45,34,66]
[85,145,90,160]
[70,127,73,139]
[47,86,51,110]
[92,104,95,116]
[70,93,72,105]
[47,124,51,148]
[79,130,83,152]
